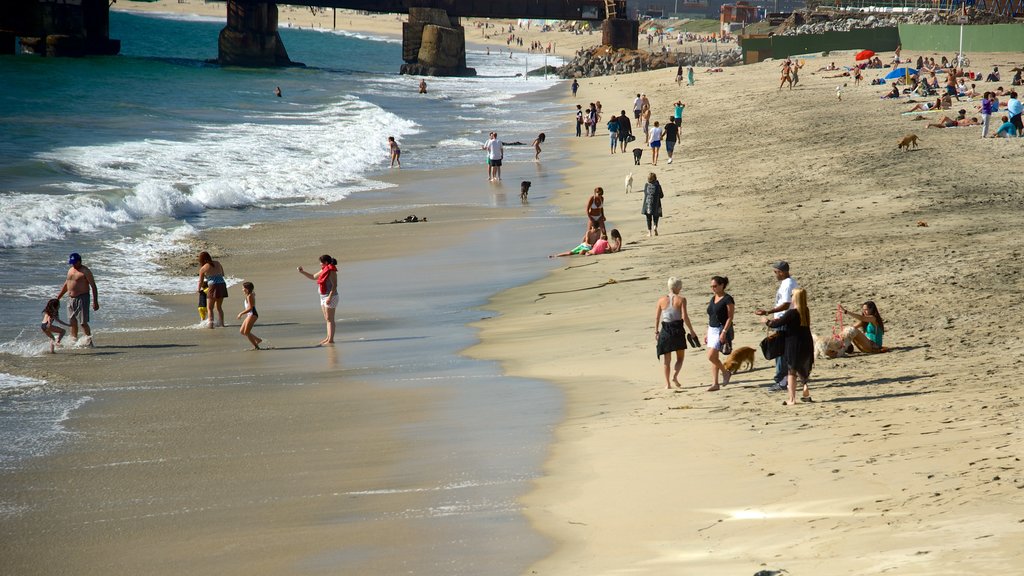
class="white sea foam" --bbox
[0,373,47,390]
[4,97,417,249]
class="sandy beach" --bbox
[5,3,1024,574]
[469,50,1024,574]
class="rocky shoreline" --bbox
[558,45,741,78]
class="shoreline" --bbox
[0,22,578,573]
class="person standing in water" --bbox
[388,136,401,168]
[56,252,99,346]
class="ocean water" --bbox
[0,11,566,466]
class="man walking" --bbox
[616,110,633,153]
[57,252,99,346]
[662,116,679,164]
[755,261,797,390]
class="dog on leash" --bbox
[632,148,643,165]
[624,172,633,194]
[520,180,531,202]
[813,327,857,359]
[722,346,756,373]
[897,134,920,151]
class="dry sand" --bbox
[22,4,1024,573]
[469,52,1024,574]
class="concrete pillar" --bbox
[400,7,474,77]
[0,32,15,56]
[602,19,639,51]
[218,0,292,67]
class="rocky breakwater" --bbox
[777,8,1015,35]
[557,45,741,79]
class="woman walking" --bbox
[761,287,814,405]
[641,172,663,237]
[197,251,228,328]
[298,255,339,345]
[654,277,699,389]
[705,276,735,392]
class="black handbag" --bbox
[760,331,784,360]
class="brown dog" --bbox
[897,134,920,151]
[722,346,756,373]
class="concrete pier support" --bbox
[0,32,15,55]
[218,0,292,67]
[7,0,119,57]
[602,18,639,51]
[400,7,475,77]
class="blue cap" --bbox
[68,253,81,265]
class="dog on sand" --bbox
[722,346,756,373]
[520,180,531,202]
[632,148,643,165]
[624,172,633,194]
[897,134,920,151]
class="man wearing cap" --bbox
[56,253,99,346]
[755,261,797,390]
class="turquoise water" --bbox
[0,10,564,345]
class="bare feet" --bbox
[706,384,720,392]
[722,371,732,385]
[50,341,56,354]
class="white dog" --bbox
[625,172,633,195]
[813,326,856,359]
[835,85,843,101]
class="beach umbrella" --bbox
[855,49,875,61]
[885,67,917,80]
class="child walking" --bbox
[236,281,262,350]
[41,298,69,353]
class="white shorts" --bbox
[706,326,725,351]
[320,293,339,309]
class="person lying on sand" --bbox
[926,111,978,128]
[906,97,941,111]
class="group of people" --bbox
[603,96,684,165]
[653,261,887,405]
[40,252,99,353]
[873,50,1023,139]
[40,249,343,353]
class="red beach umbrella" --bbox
[855,49,875,61]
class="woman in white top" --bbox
[654,277,699,389]
[648,120,664,166]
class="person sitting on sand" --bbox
[840,301,886,353]
[986,66,1000,82]
[817,61,838,72]
[992,115,1018,138]
[550,224,602,257]
[881,84,901,99]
